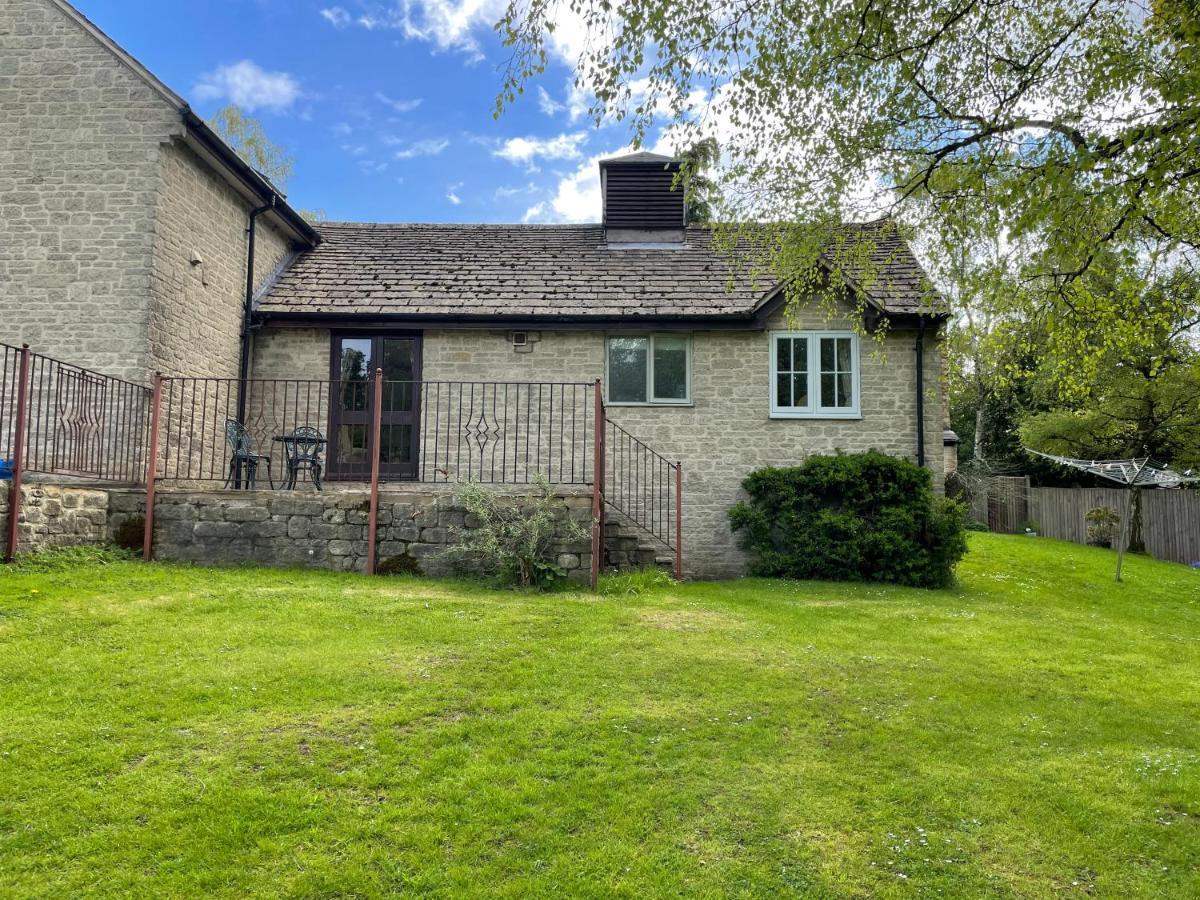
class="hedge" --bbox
[727,451,968,588]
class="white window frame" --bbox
[769,330,862,419]
[605,333,693,406]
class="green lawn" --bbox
[1,536,1198,897]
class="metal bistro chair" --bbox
[281,425,325,490]
[224,419,274,490]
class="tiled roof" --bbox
[257,221,940,321]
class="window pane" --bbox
[820,337,835,371]
[821,373,836,408]
[793,373,808,408]
[338,339,372,411]
[837,372,853,407]
[652,336,688,400]
[793,338,808,374]
[608,337,648,402]
[382,339,416,412]
[380,424,413,464]
[776,372,791,408]
[776,337,792,372]
[337,424,368,466]
[836,338,852,371]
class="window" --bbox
[606,334,691,404]
[769,331,860,418]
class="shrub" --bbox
[1085,506,1120,547]
[442,475,590,590]
[727,451,968,588]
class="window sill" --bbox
[769,411,863,420]
[606,401,694,408]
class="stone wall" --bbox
[0,481,111,553]
[148,139,294,379]
[0,0,181,381]
[0,0,301,385]
[251,302,945,578]
[105,486,600,579]
[3,480,661,581]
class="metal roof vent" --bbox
[600,152,685,246]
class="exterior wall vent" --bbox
[600,152,685,243]
[507,330,539,353]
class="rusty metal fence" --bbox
[3,347,686,582]
[153,376,599,487]
[603,416,681,566]
[1,343,151,484]
[2,342,152,560]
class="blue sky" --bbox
[79,0,642,224]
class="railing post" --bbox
[4,345,31,563]
[366,366,384,576]
[142,373,163,561]
[674,461,683,581]
[590,378,603,590]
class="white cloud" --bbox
[494,182,539,199]
[537,86,565,117]
[320,6,352,27]
[522,145,636,223]
[332,122,353,136]
[392,138,450,159]
[446,181,464,205]
[494,132,588,167]
[375,92,422,113]
[194,60,301,112]
[313,1,591,65]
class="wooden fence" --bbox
[1028,487,1200,567]
[966,476,1199,565]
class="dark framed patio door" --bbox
[329,333,421,480]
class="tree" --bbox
[208,104,294,190]
[675,137,721,224]
[498,0,1200,381]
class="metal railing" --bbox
[2,342,153,561]
[153,376,597,486]
[603,417,682,557]
[1,343,151,484]
[2,345,684,582]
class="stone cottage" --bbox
[2,0,949,578]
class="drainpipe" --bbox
[237,198,275,424]
[914,319,926,468]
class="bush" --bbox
[1085,506,1120,547]
[727,451,968,588]
[442,475,590,590]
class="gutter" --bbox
[915,319,927,468]
[255,307,951,332]
[180,110,320,248]
[237,200,275,424]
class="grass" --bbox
[1,535,1198,898]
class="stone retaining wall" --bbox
[0,481,110,553]
[3,482,665,579]
[107,487,600,579]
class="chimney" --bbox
[600,152,685,245]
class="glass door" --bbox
[328,334,421,479]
